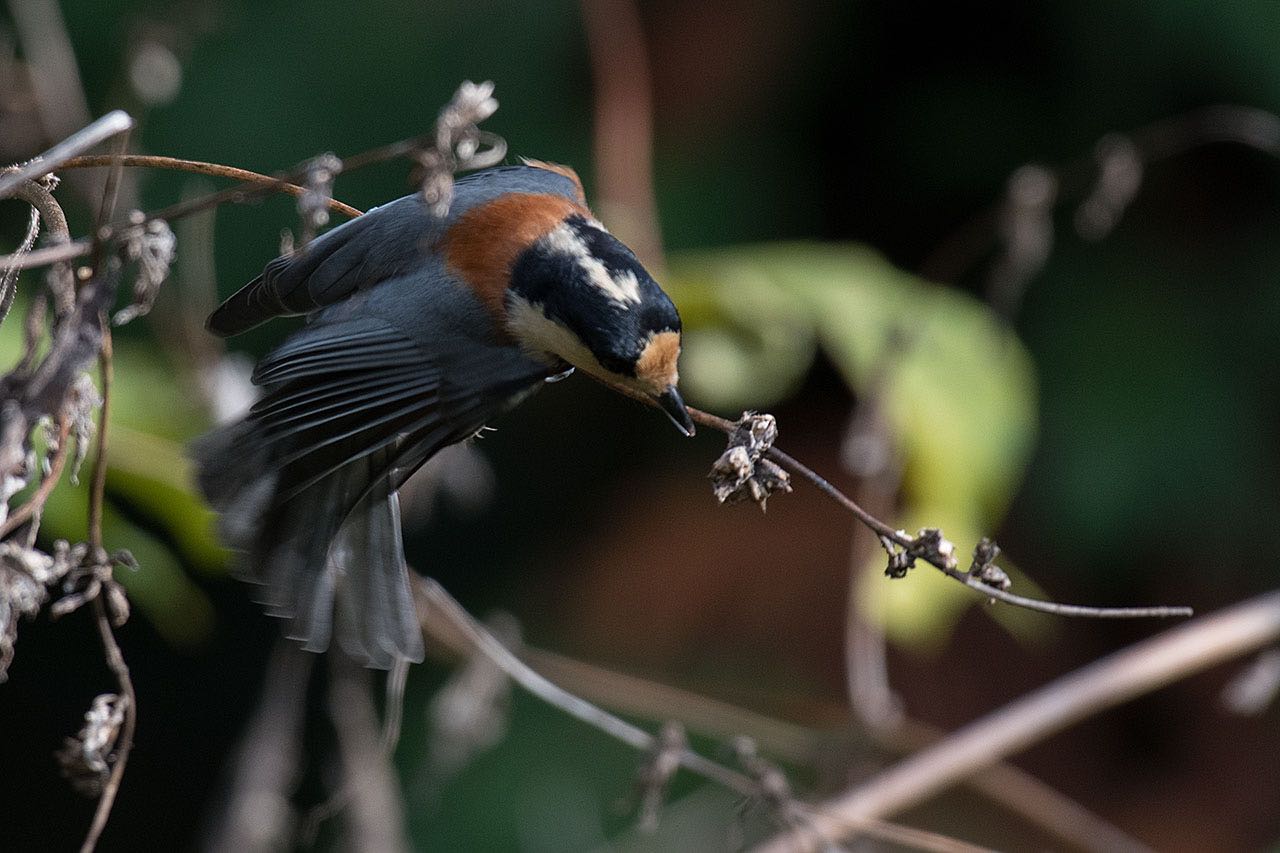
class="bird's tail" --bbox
[193,422,425,668]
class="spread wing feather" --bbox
[196,310,549,667]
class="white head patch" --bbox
[542,221,642,307]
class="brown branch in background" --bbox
[751,590,1280,852]
[580,0,665,270]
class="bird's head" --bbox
[504,213,693,435]
[442,183,694,436]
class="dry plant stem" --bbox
[751,589,1280,853]
[59,155,362,219]
[79,326,134,853]
[684,406,1191,620]
[92,136,128,242]
[0,415,70,538]
[0,239,90,272]
[82,593,136,853]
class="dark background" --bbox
[1,0,1278,849]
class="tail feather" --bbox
[192,420,425,668]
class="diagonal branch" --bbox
[751,589,1280,852]
[58,155,363,219]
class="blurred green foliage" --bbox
[0,303,220,646]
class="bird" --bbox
[194,160,694,668]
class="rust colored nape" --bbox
[440,192,589,323]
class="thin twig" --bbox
[685,406,1192,620]
[751,590,1280,852]
[0,238,90,273]
[60,155,362,219]
[81,596,136,853]
[78,320,132,853]
[90,130,130,275]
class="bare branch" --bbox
[685,407,1192,620]
[77,325,134,853]
[58,154,363,219]
[751,590,1280,852]
[80,592,136,853]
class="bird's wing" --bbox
[206,163,586,337]
[243,310,546,506]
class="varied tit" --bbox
[194,161,692,667]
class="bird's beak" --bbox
[656,386,695,437]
